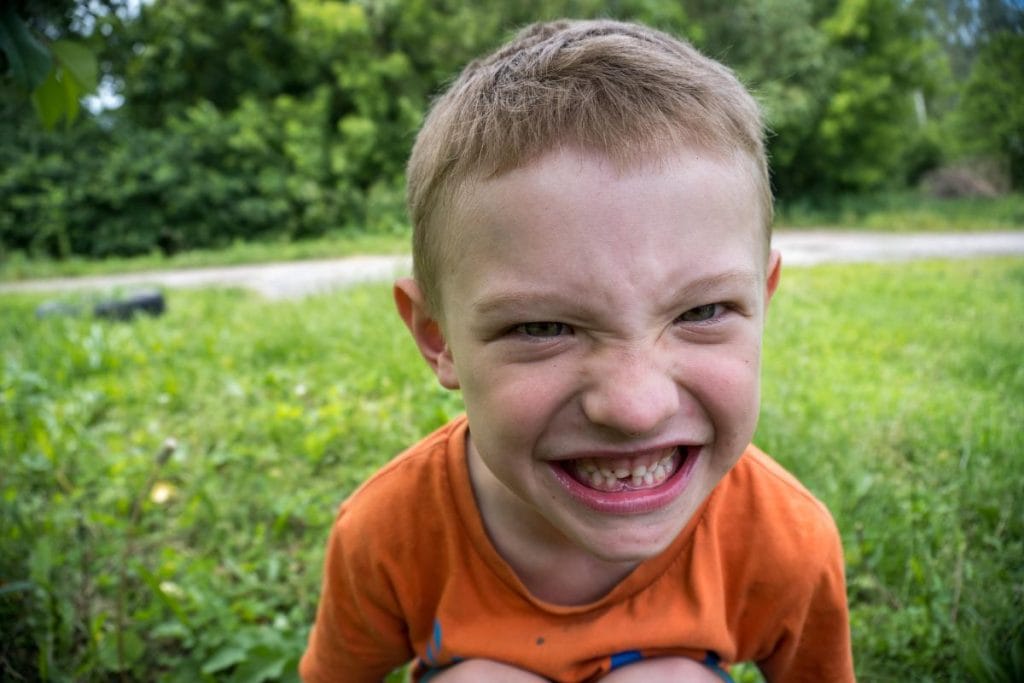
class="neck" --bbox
[511,543,638,605]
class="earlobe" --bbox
[393,278,460,390]
[765,249,782,304]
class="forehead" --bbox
[437,147,766,315]
[445,146,765,266]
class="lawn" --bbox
[2,258,1022,681]
[775,191,1024,232]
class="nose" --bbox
[580,345,680,438]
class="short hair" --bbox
[407,19,771,316]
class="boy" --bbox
[301,19,853,682]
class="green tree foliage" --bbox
[684,0,836,197]
[953,31,1024,187]
[1,0,695,259]
[920,0,1024,79]
[814,0,942,191]
[0,0,1019,260]
[120,0,301,126]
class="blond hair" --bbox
[407,19,771,315]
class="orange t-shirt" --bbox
[300,416,853,682]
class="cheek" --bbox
[681,344,763,417]
[459,360,573,434]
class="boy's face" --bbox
[399,146,780,570]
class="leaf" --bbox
[31,69,65,131]
[51,39,98,91]
[97,629,145,672]
[0,5,52,90]
[228,645,287,683]
[202,646,248,674]
[61,74,82,127]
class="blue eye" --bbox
[677,304,720,323]
[516,322,571,338]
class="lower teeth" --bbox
[575,452,678,492]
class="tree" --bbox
[808,0,944,193]
[954,31,1024,187]
[2,0,1017,261]
[684,0,836,198]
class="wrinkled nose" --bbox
[580,347,680,437]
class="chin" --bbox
[573,520,686,565]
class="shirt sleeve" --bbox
[755,513,855,682]
[299,508,414,683]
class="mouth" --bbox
[550,446,701,515]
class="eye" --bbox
[515,321,572,338]
[676,303,721,323]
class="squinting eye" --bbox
[677,304,719,323]
[516,321,570,338]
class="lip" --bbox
[549,446,702,515]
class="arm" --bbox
[300,513,414,683]
[756,517,855,682]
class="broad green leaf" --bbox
[202,646,248,674]
[60,70,82,127]
[0,4,51,90]
[51,39,98,91]
[31,69,65,130]
[97,629,145,671]
[229,645,287,683]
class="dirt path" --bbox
[2,230,1023,300]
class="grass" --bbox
[1,192,1021,283]
[0,231,411,282]
[775,191,1024,231]
[758,259,1024,680]
[1,258,1022,681]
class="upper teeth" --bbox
[575,451,677,489]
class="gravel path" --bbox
[2,230,1023,300]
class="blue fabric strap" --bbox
[703,652,736,683]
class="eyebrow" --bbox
[470,269,762,316]
[678,269,761,297]
[471,291,575,317]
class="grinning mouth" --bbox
[565,448,686,492]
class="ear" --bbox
[393,277,460,390]
[764,249,782,305]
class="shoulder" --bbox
[713,447,854,679]
[703,445,845,599]
[720,445,840,545]
[331,416,468,557]
[693,446,851,668]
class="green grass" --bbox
[2,258,1022,681]
[758,259,1024,680]
[776,191,1024,231]
[0,231,411,282]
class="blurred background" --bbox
[1,0,1022,266]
